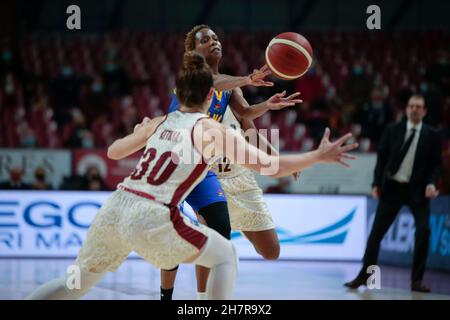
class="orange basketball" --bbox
[265,32,314,80]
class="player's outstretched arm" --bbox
[107,116,165,160]
[213,65,274,92]
[193,120,358,178]
[230,87,303,120]
[239,117,300,180]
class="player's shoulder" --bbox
[196,116,222,129]
[148,115,168,131]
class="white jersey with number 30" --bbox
[119,111,209,206]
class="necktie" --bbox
[390,128,416,175]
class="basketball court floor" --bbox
[1,258,450,300]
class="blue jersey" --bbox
[167,89,232,212]
[168,89,232,123]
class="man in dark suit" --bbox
[344,94,442,292]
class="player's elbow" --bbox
[107,146,122,160]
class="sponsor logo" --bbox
[231,208,356,244]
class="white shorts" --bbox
[219,170,275,232]
[76,189,209,272]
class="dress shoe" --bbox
[411,281,431,293]
[344,275,369,289]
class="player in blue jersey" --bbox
[160,25,303,300]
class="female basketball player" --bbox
[161,25,303,300]
[27,51,356,300]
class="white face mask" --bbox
[82,138,94,148]
[5,83,14,93]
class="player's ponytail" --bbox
[176,51,213,108]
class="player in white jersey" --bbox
[212,108,276,238]
[27,52,358,300]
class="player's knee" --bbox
[65,267,104,299]
[194,229,236,268]
[199,202,231,240]
[260,244,280,260]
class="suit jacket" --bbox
[373,120,442,202]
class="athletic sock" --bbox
[197,291,207,300]
[161,287,174,300]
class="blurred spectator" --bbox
[342,60,373,109]
[18,123,37,148]
[303,99,330,144]
[102,48,131,97]
[294,65,325,103]
[84,166,108,191]
[116,97,139,136]
[1,73,19,107]
[51,65,81,124]
[62,109,94,148]
[357,88,393,145]
[80,74,110,125]
[428,50,450,96]
[266,177,292,194]
[0,46,22,81]
[0,167,31,190]
[31,167,52,190]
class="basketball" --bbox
[265,32,314,80]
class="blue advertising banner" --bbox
[367,197,450,272]
[0,191,367,260]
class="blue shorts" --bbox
[184,171,227,213]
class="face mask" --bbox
[420,83,428,93]
[2,50,12,61]
[82,138,94,148]
[35,173,45,181]
[22,136,36,147]
[353,66,363,76]
[105,63,116,72]
[92,83,103,92]
[62,66,73,77]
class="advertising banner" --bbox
[1,192,366,260]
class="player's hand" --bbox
[316,128,358,167]
[371,186,380,199]
[425,184,439,198]
[248,64,274,87]
[266,91,303,110]
[134,117,151,133]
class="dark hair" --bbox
[184,24,210,52]
[176,51,213,108]
[409,93,426,107]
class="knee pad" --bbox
[194,229,237,269]
[198,202,231,240]
[64,267,105,299]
